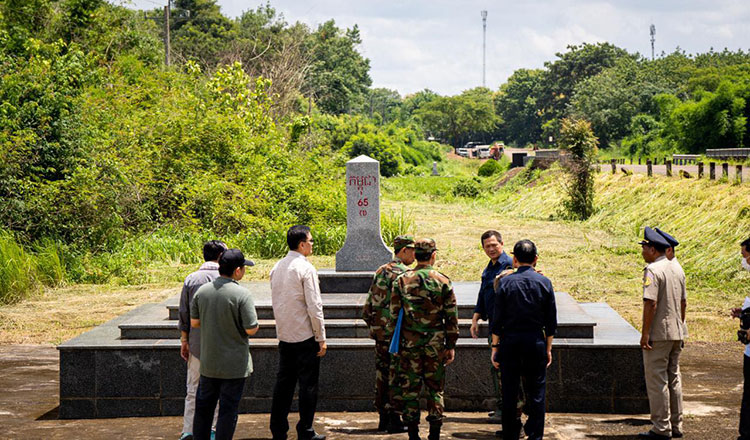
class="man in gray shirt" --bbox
[179,240,226,440]
[191,249,259,440]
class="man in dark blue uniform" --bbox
[470,230,513,421]
[491,239,557,440]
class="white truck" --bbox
[477,145,491,159]
[457,141,481,158]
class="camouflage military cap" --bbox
[393,235,416,252]
[414,238,437,256]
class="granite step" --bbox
[165,296,478,320]
[121,317,494,340]
[59,288,645,419]
[164,283,595,339]
[122,305,593,340]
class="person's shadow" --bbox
[450,431,498,439]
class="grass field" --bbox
[1,156,749,344]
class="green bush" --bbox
[451,179,481,198]
[343,132,402,176]
[478,159,503,177]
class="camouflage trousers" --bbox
[396,345,445,424]
[374,340,400,414]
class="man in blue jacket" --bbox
[470,230,513,421]
[491,239,557,440]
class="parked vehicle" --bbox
[456,141,481,158]
[477,145,490,159]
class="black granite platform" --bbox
[58,281,647,418]
[318,269,374,293]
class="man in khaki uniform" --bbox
[638,227,687,440]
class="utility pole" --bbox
[481,10,488,88]
[650,24,656,61]
[164,3,171,66]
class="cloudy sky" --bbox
[123,0,750,96]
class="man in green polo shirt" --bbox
[190,248,259,440]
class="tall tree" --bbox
[417,87,498,146]
[494,68,543,146]
[364,87,401,124]
[538,43,631,140]
[304,20,371,114]
[170,0,234,67]
[231,5,310,117]
[401,89,439,122]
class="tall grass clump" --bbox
[0,231,39,304]
[382,208,416,245]
[33,240,66,287]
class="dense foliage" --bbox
[3,0,749,304]
[0,0,435,302]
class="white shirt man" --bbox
[269,225,327,440]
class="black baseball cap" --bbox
[219,248,254,273]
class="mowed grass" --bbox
[2,157,749,345]
[382,164,750,343]
[0,254,335,345]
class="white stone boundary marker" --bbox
[335,155,392,271]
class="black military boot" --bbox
[377,412,388,431]
[427,420,442,440]
[386,412,407,433]
[407,422,421,440]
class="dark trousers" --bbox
[270,337,321,440]
[497,332,547,440]
[193,375,246,440]
[740,354,750,440]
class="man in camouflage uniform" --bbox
[362,235,416,433]
[388,238,459,440]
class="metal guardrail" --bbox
[672,154,700,165]
[706,148,750,159]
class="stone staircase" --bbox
[58,278,647,419]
